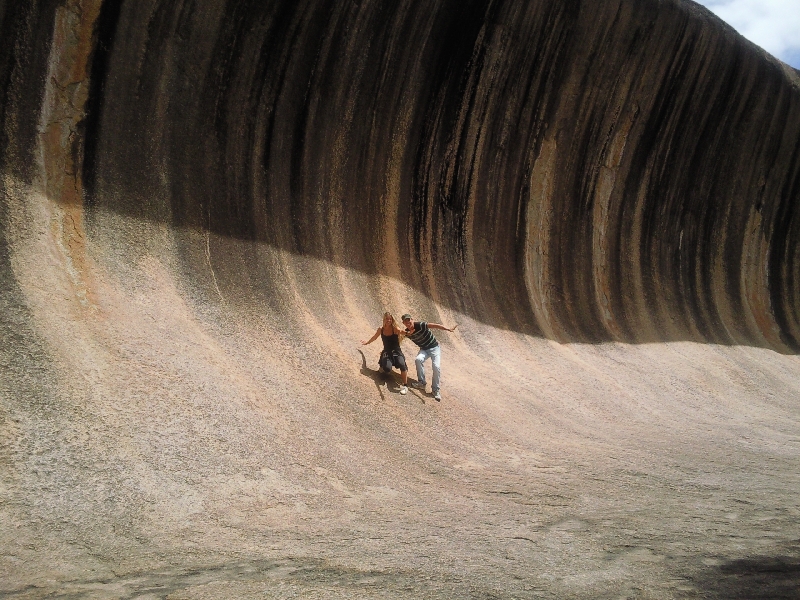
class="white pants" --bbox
[415,346,441,393]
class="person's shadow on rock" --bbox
[358,349,388,401]
[357,349,424,403]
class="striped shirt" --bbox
[405,321,438,350]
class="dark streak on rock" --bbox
[1,0,799,351]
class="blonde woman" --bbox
[361,313,408,394]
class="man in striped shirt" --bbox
[400,314,458,402]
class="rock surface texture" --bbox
[1,0,799,598]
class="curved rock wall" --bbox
[3,2,800,596]
[2,0,799,349]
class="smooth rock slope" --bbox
[1,0,799,598]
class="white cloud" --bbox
[695,0,800,67]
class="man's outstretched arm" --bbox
[427,323,458,332]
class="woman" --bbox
[361,312,408,394]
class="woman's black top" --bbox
[380,331,401,352]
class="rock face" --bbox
[2,0,800,598]
[2,0,799,349]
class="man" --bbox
[400,314,458,401]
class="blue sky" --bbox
[694,0,800,69]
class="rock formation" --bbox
[1,0,799,597]
[3,0,799,350]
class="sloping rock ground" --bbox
[1,0,800,598]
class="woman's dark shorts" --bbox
[379,349,407,373]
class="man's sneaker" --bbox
[434,391,442,402]
[400,385,408,395]
[411,381,426,390]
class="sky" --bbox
[694,0,800,69]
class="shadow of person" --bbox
[358,349,426,404]
[358,349,388,401]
